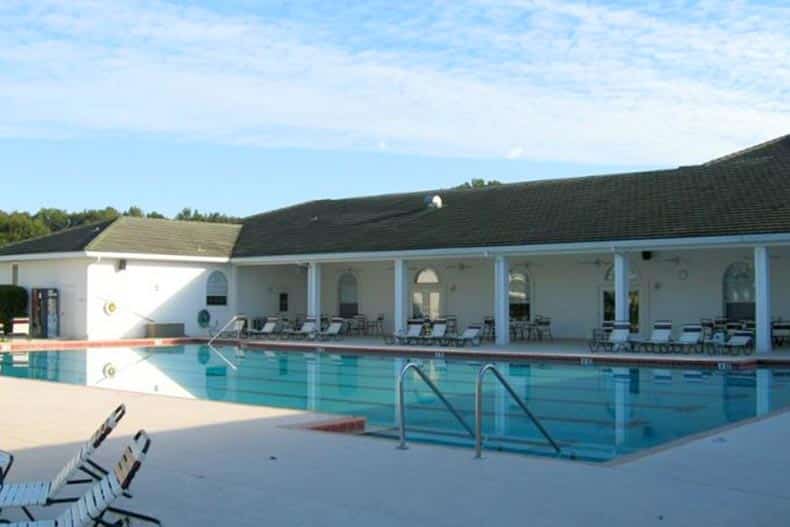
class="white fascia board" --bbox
[85,251,230,264]
[231,232,790,265]
[0,251,89,263]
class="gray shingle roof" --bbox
[233,134,790,257]
[0,217,241,258]
[0,220,113,256]
[87,217,242,257]
[2,134,788,259]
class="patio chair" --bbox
[0,450,12,485]
[595,321,632,353]
[317,319,344,341]
[672,324,703,354]
[247,317,279,339]
[390,320,424,345]
[447,325,482,347]
[0,405,126,520]
[2,430,159,527]
[717,330,754,355]
[539,316,553,340]
[632,321,672,353]
[285,319,317,340]
[588,321,614,352]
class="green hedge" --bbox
[0,285,28,334]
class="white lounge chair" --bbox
[3,431,157,527]
[247,317,279,339]
[317,320,344,341]
[596,321,632,353]
[673,324,703,353]
[717,330,754,355]
[390,321,424,345]
[0,405,126,520]
[632,321,672,352]
[210,318,245,340]
[285,320,317,340]
[448,325,482,347]
[425,321,448,345]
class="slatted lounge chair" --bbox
[317,320,344,341]
[247,317,279,339]
[672,324,703,354]
[632,321,672,353]
[422,321,448,345]
[391,321,424,345]
[595,321,632,353]
[447,325,482,347]
[535,316,553,340]
[2,431,158,527]
[0,405,126,521]
[717,330,754,355]
[285,320,317,340]
[210,318,245,340]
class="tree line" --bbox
[0,207,241,247]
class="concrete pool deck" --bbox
[1,376,789,526]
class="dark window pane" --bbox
[207,296,227,306]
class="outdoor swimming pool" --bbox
[1,344,788,462]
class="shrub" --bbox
[0,285,28,334]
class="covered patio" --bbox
[231,242,790,356]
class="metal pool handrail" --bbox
[475,363,561,458]
[397,362,474,450]
[207,314,243,347]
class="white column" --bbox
[393,259,408,334]
[307,262,322,320]
[754,246,772,353]
[613,253,630,322]
[494,255,510,345]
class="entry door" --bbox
[602,289,640,333]
[412,288,441,320]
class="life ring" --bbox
[102,362,117,378]
[198,309,211,328]
[104,301,118,316]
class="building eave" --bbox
[230,232,790,265]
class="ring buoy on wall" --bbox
[104,301,118,316]
[198,309,211,328]
[102,362,117,379]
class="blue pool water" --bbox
[2,345,788,462]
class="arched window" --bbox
[509,272,530,320]
[413,268,441,319]
[206,271,228,306]
[338,272,359,318]
[723,262,755,320]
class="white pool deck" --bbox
[1,376,789,526]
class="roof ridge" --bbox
[116,216,241,228]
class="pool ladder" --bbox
[396,362,561,458]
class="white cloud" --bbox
[0,0,787,165]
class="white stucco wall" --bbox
[235,265,308,322]
[86,259,235,339]
[0,258,90,338]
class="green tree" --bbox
[456,178,502,189]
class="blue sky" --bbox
[1,1,788,217]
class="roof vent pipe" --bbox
[425,195,443,209]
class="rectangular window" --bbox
[279,293,289,313]
[206,296,227,306]
[11,264,18,286]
